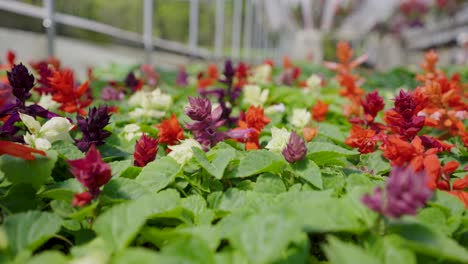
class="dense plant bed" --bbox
[0,43,467,264]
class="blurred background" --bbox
[0,0,467,77]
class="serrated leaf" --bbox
[307,142,358,165]
[0,150,58,190]
[100,178,150,204]
[193,147,236,179]
[51,141,84,160]
[109,160,132,178]
[233,150,286,178]
[227,212,302,264]
[26,251,68,264]
[291,159,323,189]
[136,157,181,192]
[360,151,390,176]
[38,178,84,202]
[112,248,161,264]
[254,173,286,194]
[93,190,181,251]
[323,236,379,264]
[388,222,468,263]
[4,211,62,255]
[0,184,38,213]
[318,122,346,142]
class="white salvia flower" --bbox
[455,110,467,120]
[306,74,321,89]
[250,64,272,85]
[265,127,291,152]
[20,113,73,151]
[40,117,74,143]
[168,139,202,164]
[128,90,147,106]
[290,108,311,128]
[128,88,173,118]
[24,133,51,151]
[38,94,60,111]
[19,113,41,134]
[243,85,269,107]
[265,103,286,114]
[430,111,442,121]
[150,89,173,109]
[122,124,142,141]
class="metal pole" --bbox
[214,0,225,58]
[242,0,253,60]
[143,0,154,63]
[231,0,243,60]
[189,0,199,53]
[43,0,55,57]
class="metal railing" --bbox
[0,0,276,64]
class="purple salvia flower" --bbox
[185,96,251,150]
[186,97,212,121]
[176,66,189,86]
[0,63,59,139]
[101,86,124,101]
[362,165,433,218]
[7,63,35,103]
[76,105,112,152]
[125,72,140,92]
[282,131,307,163]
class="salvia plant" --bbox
[0,45,466,264]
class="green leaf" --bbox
[112,248,161,264]
[388,223,468,263]
[26,251,68,264]
[0,184,38,213]
[307,142,357,165]
[51,141,84,160]
[3,211,62,255]
[227,212,302,264]
[193,147,236,179]
[318,122,346,142]
[428,190,465,216]
[100,178,150,204]
[291,159,323,189]
[38,179,84,202]
[323,236,380,264]
[233,150,285,178]
[109,160,133,178]
[254,173,286,194]
[93,190,181,251]
[182,195,214,225]
[0,150,58,190]
[142,225,219,251]
[136,157,181,192]
[359,151,390,176]
[160,235,216,264]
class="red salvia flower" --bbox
[337,73,364,99]
[311,100,329,122]
[0,140,46,160]
[380,135,418,167]
[71,191,93,207]
[69,145,111,201]
[134,134,158,167]
[156,114,185,146]
[324,41,368,74]
[32,62,54,95]
[361,90,385,122]
[49,69,92,115]
[236,106,270,150]
[427,160,468,208]
[384,89,427,140]
[345,125,377,154]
